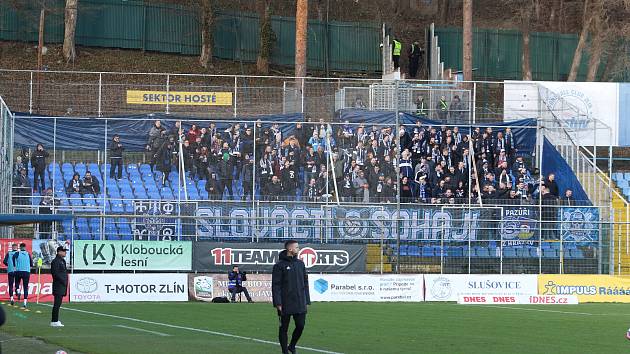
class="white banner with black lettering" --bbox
[309,274,423,302]
[70,273,188,302]
[424,274,538,302]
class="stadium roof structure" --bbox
[0,214,73,226]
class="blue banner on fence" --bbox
[559,207,599,244]
[500,206,537,247]
[195,203,482,240]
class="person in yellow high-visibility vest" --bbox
[392,38,402,70]
[436,95,449,122]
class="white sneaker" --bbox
[50,321,64,327]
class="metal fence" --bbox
[0,71,620,274]
[0,69,507,122]
[0,96,14,227]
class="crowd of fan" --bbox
[8,117,579,207]
[136,118,578,206]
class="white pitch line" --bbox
[40,304,343,354]
[114,324,171,337]
[481,305,595,316]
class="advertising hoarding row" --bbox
[6,271,630,303]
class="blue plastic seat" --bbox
[502,247,517,258]
[516,247,530,258]
[543,249,558,258]
[624,172,630,180]
[449,246,464,257]
[421,246,434,257]
[613,172,624,181]
[111,203,124,213]
[475,247,490,258]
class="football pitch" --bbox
[1,301,629,354]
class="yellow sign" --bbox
[538,275,630,303]
[126,90,233,106]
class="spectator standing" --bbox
[205,172,222,200]
[450,95,465,123]
[545,174,559,197]
[157,139,174,186]
[407,41,423,78]
[392,37,402,70]
[12,167,31,210]
[241,156,254,201]
[31,144,49,193]
[415,95,428,117]
[39,189,58,238]
[560,189,575,206]
[436,96,448,122]
[109,135,124,180]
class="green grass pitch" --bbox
[1,301,629,354]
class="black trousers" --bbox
[7,273,15,297]
[33,169,46,192]
[110,158,123,179]
[393,55,400,69]
[51,293,63,322]
[229,286,252,302]
[278,312,306,354]
[14,272,30,299]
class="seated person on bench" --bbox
[228,266,253,303]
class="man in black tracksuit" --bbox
[109,135,124,180]
[31,144,49,193]
[272,240,310,354]
[50,246,68,327]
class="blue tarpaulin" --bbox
[13,112,305,151]
[542,137,589,203]
[337,109,537,153]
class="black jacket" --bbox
[31,150,49,171]
[110,140,124,158]
[51,255,68,296]
[272,250,310,315]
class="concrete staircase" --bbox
[366,244,393,273]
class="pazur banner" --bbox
[73,241,192,271]
[126,90,233,106]
[189,273,272,303]
[70,273,188,302]
[424,274,538,301]
[0,274,69,303]
[538,275,630,303]
[193,242,366,273]
[309,274,423,302]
